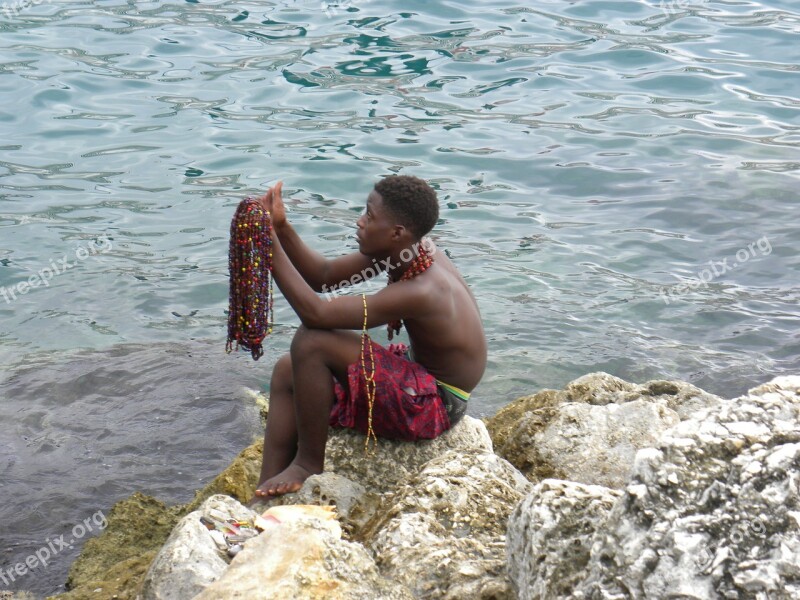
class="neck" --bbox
[384,239,435,339]
[386,241,421,282]
[387,255,410,282]
[390,240,435,283]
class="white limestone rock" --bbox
[324,415,494,497]
[533,399,680,489]
[486,372,721,488]
[254,416,493,537]
[193,519,413,600]
[258,471,380,537]
[368,450,531,599]
[564,372,721,419]
[574,375,800,599]
[506,479,622,600]
[141,494,255,600]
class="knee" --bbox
[290,324,329,356]
[271,354,292,388]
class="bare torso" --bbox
[402,244,487,392]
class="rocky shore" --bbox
[41,372,800,599]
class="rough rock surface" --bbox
[368,450,531,599]
[256,472,381,537]
[57,373,800,600]
[194,519,413,600]
[534,399,680,489]
[323,415,494,497]
[485,372,721,487]
[506,479,622,600]
[58,492,182,600]
[55,440,266,600]
[184,441,266,512]
[141,495,255,600]
[55,416,491,599]
[254,416,494,536]
[573,375,800,599]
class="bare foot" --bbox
[253,463,316,499]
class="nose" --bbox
[356,214,365,230]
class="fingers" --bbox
[256,188,272,212]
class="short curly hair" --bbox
[374,175,439,240]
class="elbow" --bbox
[298,301,327,329]
[300,314,325,329]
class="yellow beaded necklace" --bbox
[361,294,378,453]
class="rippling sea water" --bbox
[1,0,798,594]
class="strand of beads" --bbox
[386,241,434,340]
[360,293,378,454]
[226,197,274,360]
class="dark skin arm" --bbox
[258,183,384,292]
[258,181,486,392]
[269,227,429,330]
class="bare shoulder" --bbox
[412,242,482,322]
[428,243,479,306]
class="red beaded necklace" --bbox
[386,242,434,340]
[226,197,274,360]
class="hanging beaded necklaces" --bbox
[386,241,434,340]
[226,197,274,361]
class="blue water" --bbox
[1,0,798,595]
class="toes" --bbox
[255,483,277,498]
[255,470,308,499]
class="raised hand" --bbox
[269,181,286,230]
[257,181,287,231]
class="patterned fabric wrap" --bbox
[330,341,451,441]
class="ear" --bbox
[390,223,408,242]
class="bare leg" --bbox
[257,326,362,497]
[254,355,297,498]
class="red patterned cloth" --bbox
[330,341,451,441]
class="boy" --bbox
[254,175,487,498]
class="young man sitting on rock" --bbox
[253,175,487,498]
